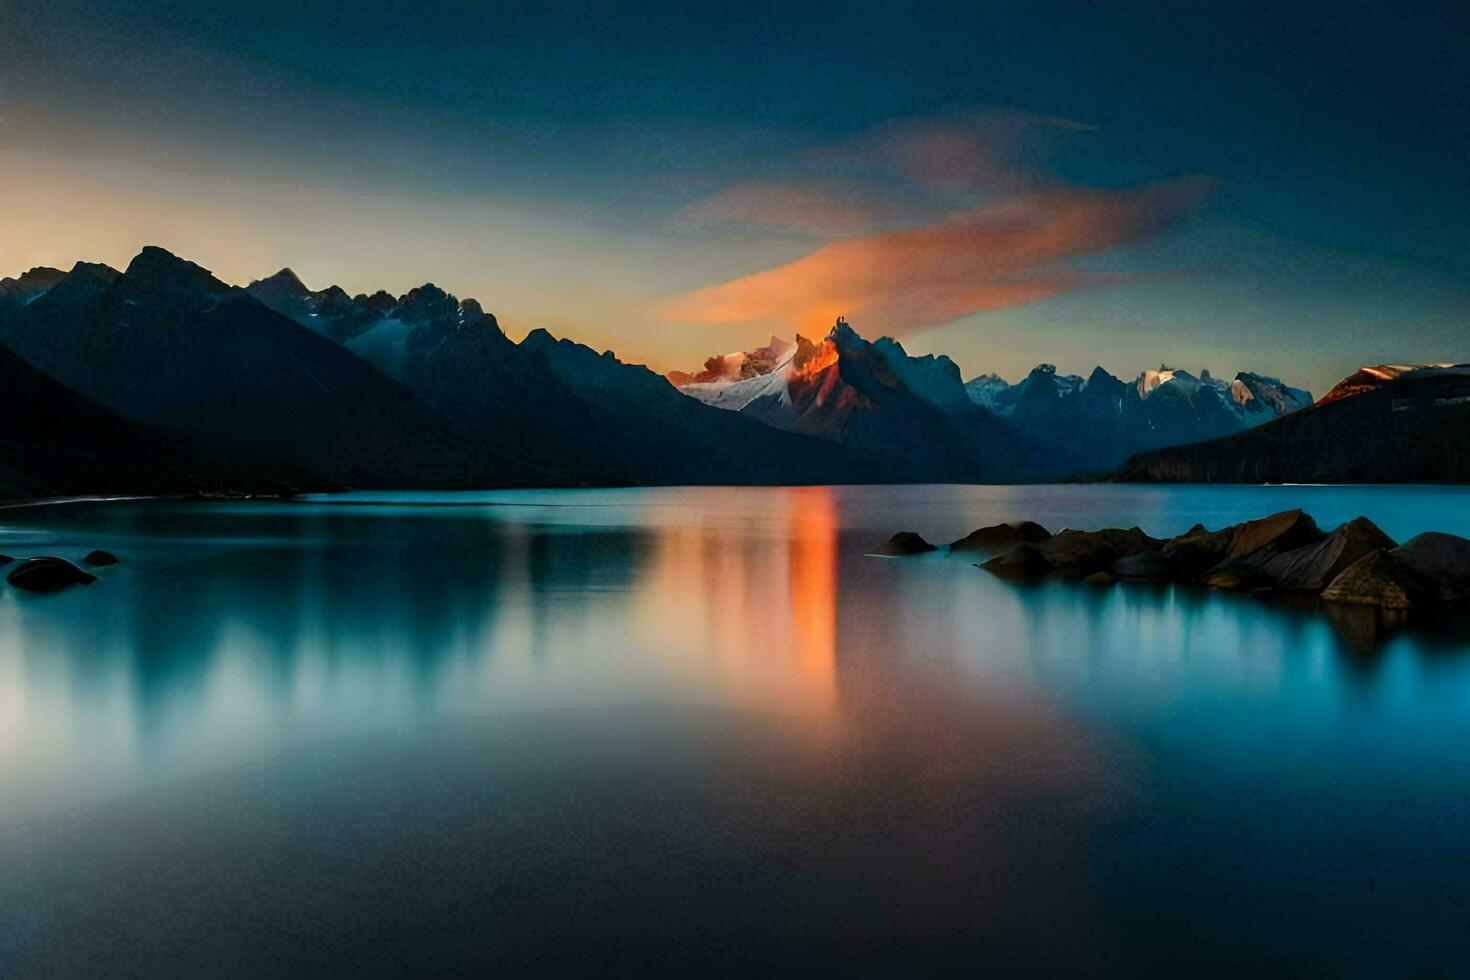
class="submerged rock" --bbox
[1261,516,1396,592]
[1321,550,1429,610]
[870,532,938,556]
[7,557,97,592]
[82,549,120,567]
[1391,532,1470,601]
[948,521,1051,554]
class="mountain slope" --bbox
[0,334,325,499]
[1118,365,1470,483]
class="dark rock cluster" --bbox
[876,512,1470,615]
[966,509,1470,612]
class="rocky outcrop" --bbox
[1320,551,1429,610]
[82,549,120,567]
[948,521,1051,554]
[966,509,1470,631]
[1390,533,1470,600]
[1033,527,1161,578]
[1160,524,1236,577]
[1202,560,1274,592]
[1261,517,1396,591]
[871,532,938,556]
[1224,509,1322,562]
[980,543,1053,581]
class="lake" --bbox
[1,484,1468,974]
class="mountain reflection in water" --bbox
[0,484,1468,974]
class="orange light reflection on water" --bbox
[633,487,839,721]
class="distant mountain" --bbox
[672,318,1032,481]
[1119,364,1470,483]
[244,270,889,485]
[966,363,1312,474]
[672,331,1309,478]
[0,248,495,489]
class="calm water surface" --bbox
[1,484,1468,974]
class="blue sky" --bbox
[2,0,1466,393]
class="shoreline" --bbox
[1,482,1469,514]
[0,494,164,512]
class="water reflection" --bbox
[1,486,1469,973]
[0,486,1467,819]
[0,490,860,819]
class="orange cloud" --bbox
[661,176,1215,334]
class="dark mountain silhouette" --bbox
[0,266,67,303]
[0,248,498,488]
[1119,364,1470,483]
[0,333,325,500]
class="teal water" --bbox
[0,485,1468,974]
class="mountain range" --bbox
[0,250,895,494]
[1120,364,1470,483]
[0,245,1462,499]
[670,326,1312,476]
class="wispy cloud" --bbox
[671,181,877,237]
[661,176,1216,335]
[813,109,1097,195]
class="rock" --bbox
[82,549,120,567]
[1321,550,1430,610]
[1224,508,1323,562]
[870,532,937,556]
[7,557,98,592]
[1161,525,1235,578]
[1111,549,1180,582]
[979,543,1053,581]
[0,554,13,566]
[1391,532,1470,600]
[1261,516,1396,592]
[1084,570,1118,585]
[1203,561,1274,592]
[948,521,1051,554]
[1033,527,1161,578]
[1160,509,1323,585]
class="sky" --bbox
[2,0,1467,395]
